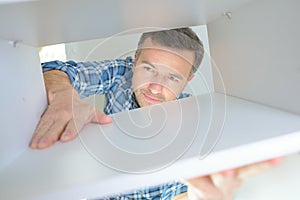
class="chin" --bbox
[139,100,153,108]
[137,98,157,108]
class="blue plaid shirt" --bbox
[102,181,187,200]
[42,57,190,115]
[42,57,190,199]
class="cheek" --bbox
[132,73,151,91]
[163,83,185,98]
[163,87,179,101]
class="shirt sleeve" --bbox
[101,181,187,200]
[178,92,192,99]
[42,57,134,98]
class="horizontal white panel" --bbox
[0,93,300,199]
[0,0,254,46]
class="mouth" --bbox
[143,92,161,103]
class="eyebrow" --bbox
[140,60,184,80]
[141,60,157,69]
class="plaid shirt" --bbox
[42,57,191,115]
[102,181,187,200]
[42,57,190,199]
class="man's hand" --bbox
[175,158,283,200]
[185,170,242,200]
[30,70,112,149]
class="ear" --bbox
[188,74,194,82]
[134,51,138,60]
[132,51,138,72]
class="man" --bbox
[30,28,281,199]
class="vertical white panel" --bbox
[185,25,214,95]
[0,39,47,169]
[208,0,300,114]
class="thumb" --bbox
[90,109,113,124]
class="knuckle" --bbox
[39,115,54,123]
[57,109,72,119]
[38,117,54,130]
[65,130,78,137]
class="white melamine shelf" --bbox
[1,93,300,200]
[0,0,254,47]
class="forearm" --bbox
[42,60,104,98]
[42,60,92,98]
[41,58,133,98]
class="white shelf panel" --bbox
[1,93,300,200]
[0,39,47,171]
[0,0,254,47]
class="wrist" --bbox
[44,70,72,88]
[43,70,79,102]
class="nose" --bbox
[148,83,163,94]
[148,73,165,94]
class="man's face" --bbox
[132,38,195,107]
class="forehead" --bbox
[137,38,195,78]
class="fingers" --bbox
[30,117,54,149]
[90,109,112,124]
[30,101,113,149]
[60,109,112,142]
[267,157,284,165]
[216,169,243,189]
[238,157,284,179]
[184,158,284,200]
[186,176,222,200]
[185,170,243,200]
[38,120,67,149]
[214,170,243,200]
[60,115,88,142]
[30,114,69,149]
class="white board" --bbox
[0,39,47,170]
[0,93,300,200]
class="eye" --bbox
[168,75,180,82]
[143,65,156,73]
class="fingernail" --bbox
[270,157,283,165]
[102,115,113,123]
[37,138,49,148]
[222,169,236,176]
[31,138,39,144]
[30,139,39,148]
[39,137,48,144]
[61,131,70,140]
